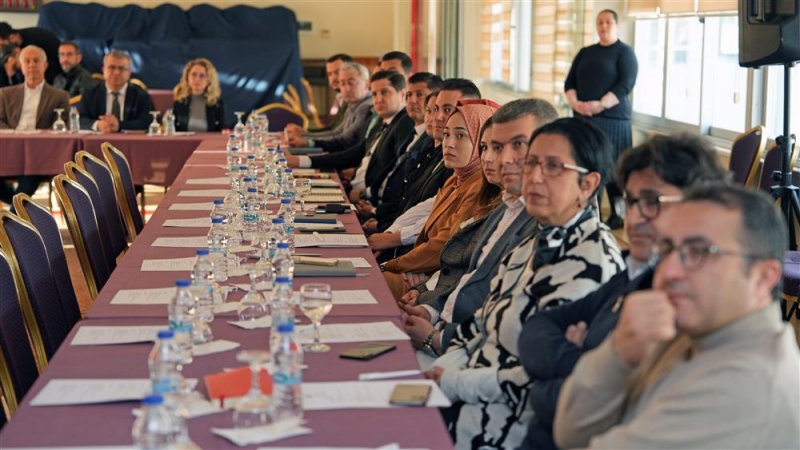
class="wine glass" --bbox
[52,108,66,133]
[294,179,312,215]
[233,111,246,138]
[300,283,333,353]
[232,350,272,428]
[237,276,269,321]
[147,111,161,136]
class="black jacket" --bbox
[374,132,432,230]
[399,145,452,216]
[173,96,225,132]
[78,82,154,131]
[53,65,97,98]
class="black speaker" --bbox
[739,0,800,67]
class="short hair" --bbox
[59,41,81,54]
[380,51,412,73]
[370,70,407,92]
[408,72,443,92]
[104,49,132,65]
[0,22,13,40]
[20,45,46,61]
[0,44,17,65]
[529,117,615,197]
[424,90,439,107]
[440,78,481,99]
[493,98,559,128]
[599,9,619,23]
[616,134,727,189]
[326,53,353,64]
[680,183,787,299]
[338,61,369,81]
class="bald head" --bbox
[20,45,47,88]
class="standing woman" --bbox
[564,9,637,229]
[173,58,225,132]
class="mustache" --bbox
[628,222,655,238]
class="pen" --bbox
[358,369,422,381]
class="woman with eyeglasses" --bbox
[424,117,625,449]
[172,58,225,132]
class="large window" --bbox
[706,16,748,132]
[632,18,666,117]
[664,17,703,124]
[479,0,531,92]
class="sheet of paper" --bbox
[309,179,340,187]
[141,257,196,272]
[309,188,342,195]
[30,378,196,406]
[324,290,377,305]
[169,202,214,211]
[162,217,212,228]
[295,321,408,344]
[233,281,273,292]
[71,326,164,346]
[302,380,450,410]
[214,302,241,314]
[294,221,345,231]
[178,189,230,197]
[151,236,207,248]
[294,234,368,248]
[193,339,240,356]
[304,194,345,203]
[186,177,229,185]
[337,257,372,268]
[110,287,176,305]
[292,168,318,176]
[212,418,312,446]
[229,315,272,330]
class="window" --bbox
[632,18,666,117]
[479,0,531,91]
[664,17,703,124]
[706,16,748,132]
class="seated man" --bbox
[286,53,353,136]
[0,22,60,84]
[0,44,22,88]
[517,134,727,450]
[53,41,96,98]
[378,50,413,80]
[78,49,153,132]
[555,184,799,449]
[0,45,69,203]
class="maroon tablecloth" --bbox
[149,89,174,115]
[0,132,81,176]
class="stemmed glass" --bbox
[52,108,66,133]
[300,283,333,353]
[295,179,312,215]
[232,350,272,428]
[233,111,246,137]
[147,111,161,136]
[237,273,269,321]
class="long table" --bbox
[0,138,454,449]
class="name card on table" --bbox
[302,380,450,410]
[193,339,240,356]
[30,378,196,406]
[169,202,214,211]
[304,194,346,203]
[338,257,372,268]
[71,325,164,345]
[212,419,312,447]
[151,236,207,248]
[186,177,229,185]
[294,234,368,248]
[309,188,343,195]
[162,217,212,228]
[310,178,340,188]
[295,321,409,344]
[233,289,379,305]
[178,189,230,197]
[141,257,196,271]
[110,287,177,305]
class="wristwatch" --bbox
[423,330,438,355]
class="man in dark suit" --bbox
[77,50,153,132]
[53,41,97,98]
[0,22,61,84]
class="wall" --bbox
[4,0,410,60]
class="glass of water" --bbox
[232,350,272,428]
[295,179,312,215]
[52,108,66,133]
[300,283,333,353]
[147,111,161,136]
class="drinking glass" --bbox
[52,108,66,133]
[237,275,268,321]
[232,350,272,428]
[147,111,161,136]
[300,283,332,353]
[295,179,312,215]
[233,111,246,138]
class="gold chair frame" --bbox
[731,125,768,187]
[74,150,132,244]
[300,77,323,129]
[100,143,141,242]
[253,103,309,130]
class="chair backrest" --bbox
[729,125,767,186]
[100,142,144,239]
[64,161,122,269]
[758,143,799,193]
[75,150,130,247]
[300,77,323,129]
[282,84,302,111]
[0,248,42,422]
[68,94,82,106]
[53,175,112,298]
[0,212,68,367]
[12,194,82,328]
[253,103,309,132]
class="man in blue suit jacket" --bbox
[77,50,153,132]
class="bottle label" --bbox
[273,372,301,385]
[152,377,175,394]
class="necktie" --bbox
[111,91,121,121]
[366,122,388,157]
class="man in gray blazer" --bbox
[0,45,68,130]
[402,98,559,355]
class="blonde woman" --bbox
[173,58,224,132]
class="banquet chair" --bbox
[782,251,800,347]
[282,84,302,112]
[74,151,131,247]
[0,248,43,424]
[101,143,145,240]
[13,194,83,326]
[0,212,70,367]
[757,142,798,194]
[68,94,81,106]
[254,103,309,132]
[53,175,112,299]
[300,78,324,129]
[729,125,767,186]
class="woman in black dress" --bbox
[565,9,638,229]
[172,58,225,132]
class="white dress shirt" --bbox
[386,195,435,245]
[94,82,127,130]
[16,80,45,131]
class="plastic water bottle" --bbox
[147,330,179,396]
[265,218,286,259]
[246,154,258,180]
[272,322,303,421]
[68,106,80,132]
[277,198,295,250]
[269,277,295,351]
[228,146,241,172]
[242,187,261,242]
[168,279,195,365]
[190,249,216,339]
[281,168,295,198]
[272,242,294,283]
[265,166,281,202]
[163,109,176,136]
[211,199,228,222]
[132,394,175,450]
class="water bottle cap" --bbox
[196,249,210,256]
[278,158,287,163]
[280,198,291,204]
[239,165,248,170]
[276,276,291,283]
[228,134,236,138]
[277,322,294,333]
[276,149,285,154]
[211,217,223,223]
[142,394,164,405]
[272,218,284,224]
[277,242,289,249]
[247,187,258,193]
[243,177,253,182]
[247,155,256,160]
[213,199,224,205]
[175,279,191,287]
[284,168,293,173]
[157,330,174,339]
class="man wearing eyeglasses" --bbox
[554,183,799,449]
[77,50,153,132]
[516,134,727,450]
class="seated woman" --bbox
[381,100,500,300]
[425,117,626,449]
[173,58,224,132]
